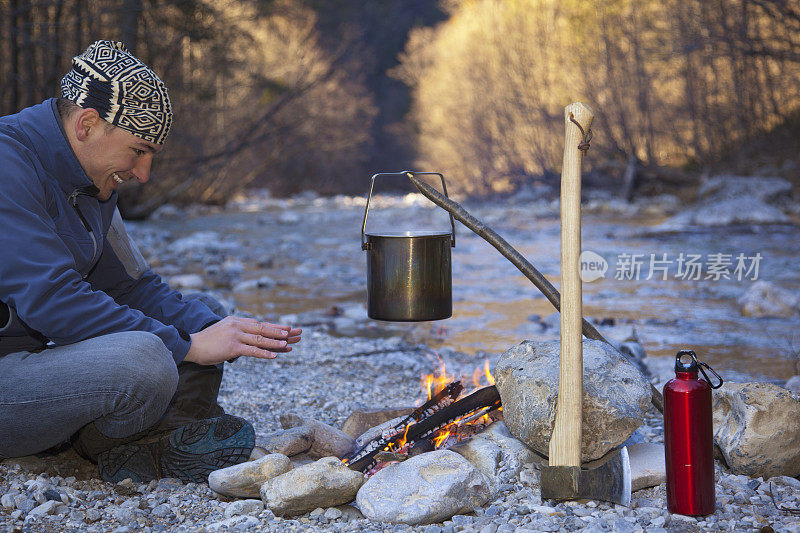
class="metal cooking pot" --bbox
[361,171,456,321]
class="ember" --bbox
[343,358,502,474]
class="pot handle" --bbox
[361,171,456,250]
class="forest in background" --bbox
[1,0,799,217]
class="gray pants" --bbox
[0,296,226,460]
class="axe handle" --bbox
[549,102,594,467]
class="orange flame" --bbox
[484,358,495,386]
[420,355,455,401]
[392,421,413,451]
[471,366,482,388]
[432,428,452,448]
[410,357,498,451]
[471,358,495,388]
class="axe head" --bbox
[540,446,631,507]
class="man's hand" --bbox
[184,316,302,365]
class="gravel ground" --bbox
[3,330,800,532]
[3,194,800,532]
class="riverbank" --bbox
[2,329,800,532]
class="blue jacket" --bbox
[0,99,220,362]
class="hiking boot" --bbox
[72,423,153,463]
[98,415,255,483]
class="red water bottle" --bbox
[663,349,723,516]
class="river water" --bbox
[136,191,800,385]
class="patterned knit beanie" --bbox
[60,40,172,144]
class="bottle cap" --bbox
[674,349,724,388]
[675,349,698,373]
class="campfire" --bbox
[343,358,503,475]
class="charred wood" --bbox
[345,384,502,473]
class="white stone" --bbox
[494,339,651,462]
[627,443,666,491]
[335,504,364,521]
[224,499,264,518]
[207,515,260,531]
[356,449,493,525]
[1,493,16,509]
[260,456,364,516]
[324,507,343,520]
[450,421,538,484]
[209,454,292,498]
[27,500,62,517]
[766,475,800,491]
[713,381,800,478]
[529,505,558,515]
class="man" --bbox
[0,41,301,483]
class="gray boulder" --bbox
[260,456,364,516]
[738,281,799,318]
[356,449,493,525]
[713,381,800,478]
[494,339,650,462]
[208,453,292,498]
[450,421,539,484]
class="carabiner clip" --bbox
[697,361,724,389]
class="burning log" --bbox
[343,381,463,472]
[403,385,502,449]
[344,384,502,473]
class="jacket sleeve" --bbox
[89,223,222,336]
[0,150,192,363]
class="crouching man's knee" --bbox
[98,331,178,436]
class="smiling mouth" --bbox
[112,173,124,184]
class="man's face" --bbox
[80,123,163,201]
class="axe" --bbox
[540,102,632,506]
